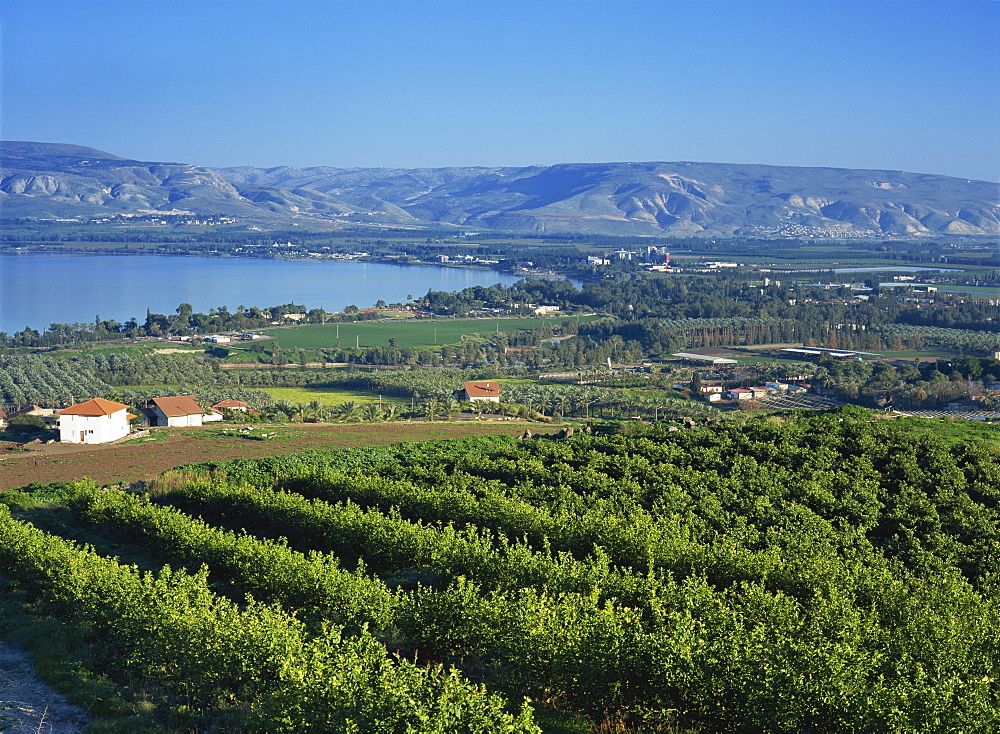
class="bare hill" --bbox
[3,142,996,236]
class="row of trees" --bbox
[1,302,314,347]
[11,409,991,730]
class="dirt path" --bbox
[0,642,89,733]
[0,420,538,492]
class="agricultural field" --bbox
[888,415,1000,448]
[0,409,997,731]
[0,421,540,492]
[930,285,1000,298]
[263,385,408,406]
[878,349,956,360]
[260,315,601,350]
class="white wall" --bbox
[60,410,130,444]
[166,413,204,427]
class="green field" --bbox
[263,386,408,405]
[933,286,1000,297]
[261,315,601,350]
[893,416,1000,448]
[880,283,1000,297]
[879,349,956,360]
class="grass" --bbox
[261,315,602,350]
[893,417,1000,449]
[879,349,956,360]
[197,427,289,442]
[263,386,407,405]
[123,429,171,444]
[933,286,1000,297]
[0,583,161,733]
[38,341,200,358]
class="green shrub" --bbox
[7,414,49,434]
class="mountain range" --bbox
[2,141,997,237]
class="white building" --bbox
[151,395,210,427]
[456,381,502,403]
[58,398,134,444]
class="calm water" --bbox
[0,253,534,333]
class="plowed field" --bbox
[0,421,537,492]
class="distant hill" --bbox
[3,141,997,236]
[0,141,415,224]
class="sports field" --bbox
[261,315,601,349]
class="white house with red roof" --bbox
[726,388,753,401]
[212,399,250,412]
[58,398,134,444]
[151,395,217,427]
[455,381,502,403]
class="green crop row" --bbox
[0,504,538,732]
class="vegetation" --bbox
[2,409,998,731]
[261,316,601,351]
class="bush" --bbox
[223,408,263,423]
[7,414,49,434]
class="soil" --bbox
[0,642,89,733]
[0,420,541,492]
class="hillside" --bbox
[220,160,1000,237]
[0,141,415,224]
[2,141,997,236]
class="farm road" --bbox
[0,642,89,733]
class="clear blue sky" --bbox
[2,0,998,181]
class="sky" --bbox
[2,0,998,181]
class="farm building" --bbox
[212,400,251,412]
[150,395,219,427]
[456,381,502,403]
[58,398,134,444]
[671,352,739,366]
[10,405,60,428]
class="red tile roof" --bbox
[463,381,501,398]
[213,400,249,409]
[59,398,130,416]
[152,395,205,417]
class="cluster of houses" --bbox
[698,382,808,403]
[2,397,254,446]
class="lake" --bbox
[0,253,537,333]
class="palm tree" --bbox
[421,398,440,421]
[363,403,383,422]
[441,396,460,419]
[555,392,570,419]
[296,400,325,422]
[338,401,362,422]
